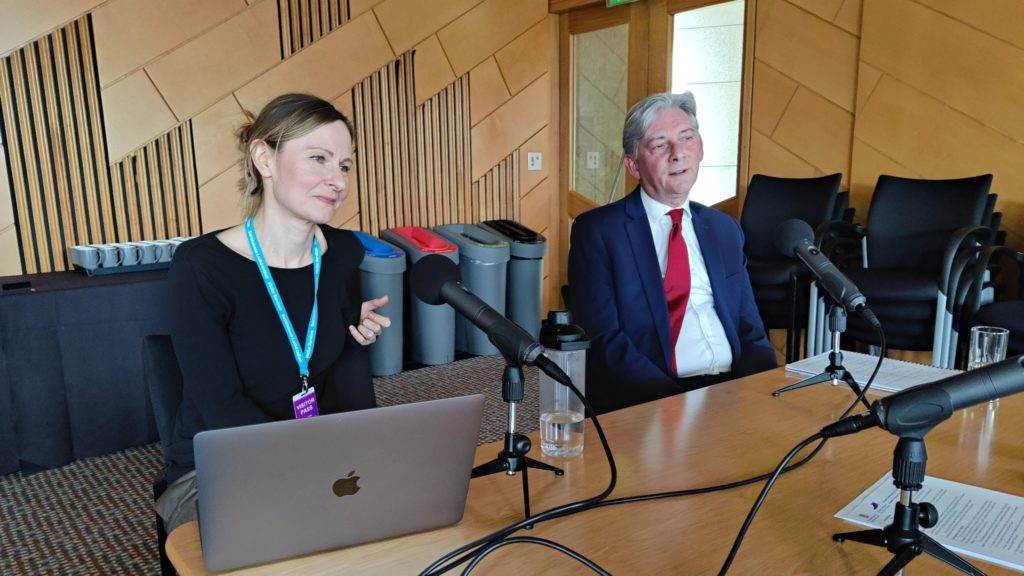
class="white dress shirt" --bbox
[640,190,733,377]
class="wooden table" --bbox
[167,368,1024,575]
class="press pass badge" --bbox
[292,387,319,419]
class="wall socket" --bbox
[527,152,542,171]
[586,151,600,169]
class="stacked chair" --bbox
[806,174,994,367]
[740,173,842,363]
[952,246,1024,366]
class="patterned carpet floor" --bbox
[0,356,540,575]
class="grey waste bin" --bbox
[479,220,547,339]
[382,227,459,365]
[434,224,510,356]
[353,231,405,376]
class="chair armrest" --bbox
[939,225,993,297]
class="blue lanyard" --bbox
[245,218,321,390]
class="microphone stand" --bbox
[471,361,564,523]
[832,437,984,575]
[772,303,871,410]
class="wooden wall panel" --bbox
[437,0,548,76]
[348,0,384,19]
[101,70,178,161]
[198,162,243,232]
[469,58,510,126]
[494,19,551,96]
[833,0,861,35]
[0,146,12,229]
[0,0,101,57]
[748,130,816,179]
[771,87,853,185]
[854,62,881,115]
[92,0,244,87]
[411,35,455,106]
[750,61,796,137]
[192,95,248,186]
[471,73,550,181]
[145,0,280,120]
[918,0,1024,52]
[372,0,480,56]
[860,0,1024,144]
[755,0,858,113]
[787,0,843,21]
[0,226,21,276]
[848,138,919,217]
[235,10,393,113]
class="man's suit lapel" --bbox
[623,189,674,370]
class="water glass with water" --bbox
[538,311,589,458]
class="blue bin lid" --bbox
[354,231,404,259]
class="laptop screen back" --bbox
[194,394,484,572]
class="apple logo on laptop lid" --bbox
[332,470,361,497]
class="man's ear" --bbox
[250,140,273,179]
[624,154,641,181]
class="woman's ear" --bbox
[250,139,274,179]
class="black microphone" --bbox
[822,355,1024,438]
[410,254,571,386]
[775,219,878,326]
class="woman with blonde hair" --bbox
[157,93,388,531]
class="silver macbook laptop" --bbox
[194,394,485,572]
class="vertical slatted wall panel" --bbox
[412,74,474,228]
[472,151,519,223]
[354,54,419,236]
[0,16,113,273]
[352,52,519,234]
[278,0,350,59]
[0,15,202,273]
[109,122,202,242]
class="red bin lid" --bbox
[388,226,457,253]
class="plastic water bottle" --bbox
[538,311,589,458]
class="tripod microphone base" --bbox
[471,432,564,522]
[833,502,984,576]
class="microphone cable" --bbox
[420,377,617,576]
[717,324,887,575]
[428,326,887,575]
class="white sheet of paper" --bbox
[836,473,1024,572]
[785,350,962,393]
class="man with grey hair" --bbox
[568,91,775,414]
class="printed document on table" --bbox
[785,350,961,393]
[836,474,1024,572]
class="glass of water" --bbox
[968,326,1009,405]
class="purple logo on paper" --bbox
[333,471,361,497]
[293,390,319,419]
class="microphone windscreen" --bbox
[410,254,460,305]
[774,218,815,257]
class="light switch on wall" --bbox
[586,151,599,169]
[527,152,542,171]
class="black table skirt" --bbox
[0,270,171,475]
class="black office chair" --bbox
[811,174,993,367]
[740,173,841,362]
[955,246,1024,366]
[142,334,183,576]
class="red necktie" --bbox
[664,208,690,374]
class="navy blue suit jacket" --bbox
[568,189,776,414]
